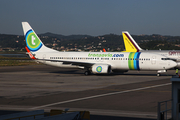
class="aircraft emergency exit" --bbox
[22,22,177,75]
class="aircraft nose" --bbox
[169,60,177,68]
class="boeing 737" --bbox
[22,22,177,75]
[122,31,180,75]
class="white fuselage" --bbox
[144,50,180,60]
[140,50,180,68]
[34,51,177,71]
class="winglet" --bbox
[122,31,143,52]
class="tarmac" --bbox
[0,65,174,120]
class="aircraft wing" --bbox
[37,58,95,68]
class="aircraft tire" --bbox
[84,71,89,76]
[157,73,161,77]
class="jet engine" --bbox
[91,64,111,74]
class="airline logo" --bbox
[88,53,124,57]
[25,29,42,52]
[123,33,139,52]
[128,52,141,70]
[169,51,180,56]
[96,66,102,72]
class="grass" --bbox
[0,56,41,66]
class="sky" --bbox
[1,0,180,36]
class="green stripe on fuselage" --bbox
[128,52,135,70]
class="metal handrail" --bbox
[176,103,180,120]
[3,110,85,120]
[4,113,46,120]
[157,99,172,120]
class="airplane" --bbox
[22,22,177,76]
[122,31,180,75]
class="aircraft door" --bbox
[178,52,180,58]
[43,54,46,63]
[151,56,156,64]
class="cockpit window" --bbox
[161,58,171,60]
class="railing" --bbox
[176,103,180,120]
[3,110,90,120]
[4,113,46,120]
[157,99,172,120]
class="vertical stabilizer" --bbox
[122,31,143,52]
[22,22,58,53]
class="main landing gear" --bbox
[84,71,91,75]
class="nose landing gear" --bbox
[157,70,166,77]
[157,73,161,77]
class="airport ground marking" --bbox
[30,83,171,109]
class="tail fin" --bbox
[22,22,57,53]
[122,31,143,52]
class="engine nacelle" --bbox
[91,64,111,74]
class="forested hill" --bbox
[41,32,92,40]
[0,33,180,52]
